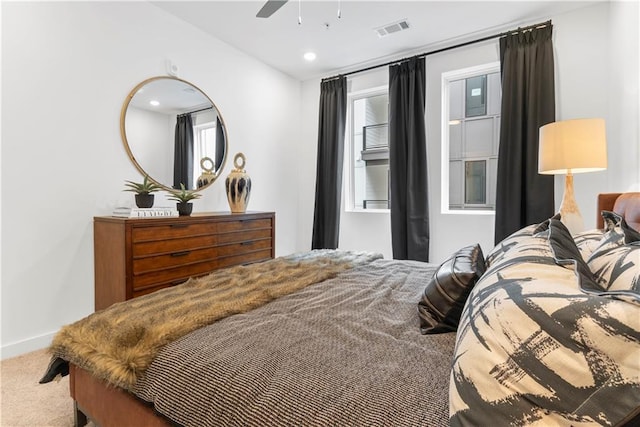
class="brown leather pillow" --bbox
[418,244,486,334]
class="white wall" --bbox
[553,2,611,226]
[298,1,640,264]
[1,2,301,358]
[607,0,639,191]
[126,107,174,185]
[553,0,639,225]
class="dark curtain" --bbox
[389,57,430,261]
[311,77,347,249]
[215,116,225,171]
[173,114,194,189]
[494,25,555,244]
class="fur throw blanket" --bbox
[43,250,382,390]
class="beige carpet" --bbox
[1,349,94,427]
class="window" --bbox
[345,86,389,211]
[442,63,501,213]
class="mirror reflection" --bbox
[121,76,227,191]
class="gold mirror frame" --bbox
[120,76,228,192]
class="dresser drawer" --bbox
[217,218,272,233]
[133,228,272,257]
[133,238,273,274]
[132,249,273,291]
[132,218,272,242]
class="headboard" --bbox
[597,192,640,232]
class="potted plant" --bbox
[124,175,163,208]
[168,183,202,216]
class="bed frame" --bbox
[70,192,640,427]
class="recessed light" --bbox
[149,100,160,106]
[303,52,317,61]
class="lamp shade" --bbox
[538,118,607,175]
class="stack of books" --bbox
[112,206,179,218]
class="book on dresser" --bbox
[93,212,276,310]
[112,206,179,218]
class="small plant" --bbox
[124,175,163,195]
[167,183,202,203]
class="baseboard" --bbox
[1,330,56,360]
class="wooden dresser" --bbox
[93,211,275,310]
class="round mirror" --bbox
[120,76,228,191]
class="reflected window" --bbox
[192,112,218,186]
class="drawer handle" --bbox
[170,224,189,228]
[240,241,254,246]
[171,250,191,257]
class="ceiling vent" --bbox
[374,19,410,38]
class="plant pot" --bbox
[176,202,193,216]
[135,193,154,208]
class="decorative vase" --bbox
[176,202,193,216]
[135,193,154,208]
[197,157,216,189]
[225,152,252,213]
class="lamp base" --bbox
[559,173,584,235]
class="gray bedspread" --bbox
[133,259,456,426]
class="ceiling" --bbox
[152,0,600,81]
[129,77,214,114]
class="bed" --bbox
[41,192,640,426]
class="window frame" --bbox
[344,85,390,214]
[440,62,500,216]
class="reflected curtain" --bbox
[494,25,555,244]
[311,77,347,250]
[174,114,194,189]
[215,116,225,170]
[389,57,430,261]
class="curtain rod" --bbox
[178,106,213,117]
[321,19,551,82]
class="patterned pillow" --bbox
[418,244,486,334]
[484,213,560,267]
[450,219,640,426]
[588,212,640,261]
[591,210,640,251]
[572,229,604,261]
[588,242,640,292]
[584,211,640,296]
[623,217,640,243]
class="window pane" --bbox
[464,118,493,157]
[449,160,463,206]
[449,79,464,121]
[465,75,487,117]
[363,124,388,150]
[350,90,389,210]
[465,160,486,204]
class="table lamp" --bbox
[538,118,607,235]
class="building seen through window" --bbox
[445,64,501,211]
[347,87,389,211]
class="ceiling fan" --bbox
[256,0,288,18]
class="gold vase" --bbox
[225,152,251,213]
